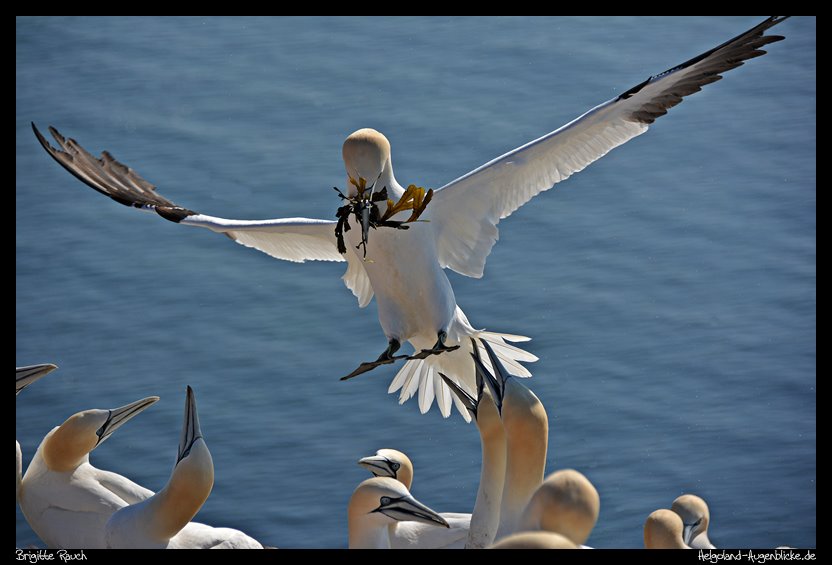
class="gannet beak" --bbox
[682,524,694,546]
[177,385,203,465]
[374,494,450,528]
[15,363,58,395]
[439,372,478,418]
[95,395,160,446]
[360,203,371,244]
[358,455,396,478]
[471,339,506,414]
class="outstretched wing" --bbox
[430,16,789,278]
[32,123,374,306]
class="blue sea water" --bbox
[16,16,815,548]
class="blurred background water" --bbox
[16,16,815,548]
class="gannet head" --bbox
[671,494,712,548]
[488,531,579,549]
[349,477,450,529]
[342,128,393,195]
[16,363,58,395]
[164,386,213,525]
[522,469,600,545]
[644,508,689,549]
[358,449,414,490]
[42,395,159,472]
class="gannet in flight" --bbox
[32,16,790,419]
[18,395,159,548]
[105,386,263,548]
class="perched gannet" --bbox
[489,531,578,549]
[519,469,600,547]
[644,509,690,549]
[16,363,58,502]
[105,386,263,549]
[33,16,789,419]
[18,395,159,548]
[358,448,469,549]
[440,342,506,548]
[348,477,450,549]
[672,494,717,549]
[473,339,548,540]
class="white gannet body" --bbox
[16,364,59,502]
[348,477,450,549]
[644,508,691,549]
[33,16,790,419]
[519,469,600,547]
[671,494,717,549]
[18,395,159,548]
[105,386,262,549]
[474,340,548,540]
[358,448,469,549]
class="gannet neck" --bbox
[644,509,690,549]
[671,494,715,549]
[342,128,401,197]
[520,469,600,545]
[16,440,23,501]
[358,449,413,490]
[41,396,159,473]
[144,438,214,541]
[466,389,506,549]
[496,379,548,539]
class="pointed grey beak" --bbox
[358,455,396,478]
[471,339,509,414]
[177,385,203,465]
[360,203,371,244]
[439,372,478,418]
[374,494,450,528]
[96,395,160,446]
[683,524,694,546]
[16,363,58,395]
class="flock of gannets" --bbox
[19,16,796,549]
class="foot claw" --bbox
[341,355,408,381]
[406,344,460,361]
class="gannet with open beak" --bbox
[16,364,58,503]
[18,394,159,548]
[671,494,717,549]
[358,448,470,549]
[348,476,450,549]
[519,469,600,547]
[32,16,790,419]
[440,341,506,548]
[473,339,548,540]
[105,386,263,549]
[644,508,691,549]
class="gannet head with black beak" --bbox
[671,494,715,549]
[41,395,159,472]
[348,477,449,549]
[644,508,690,549]
[358,449,414,490]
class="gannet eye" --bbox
[391,462,401,471]
[380,496,392,506]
